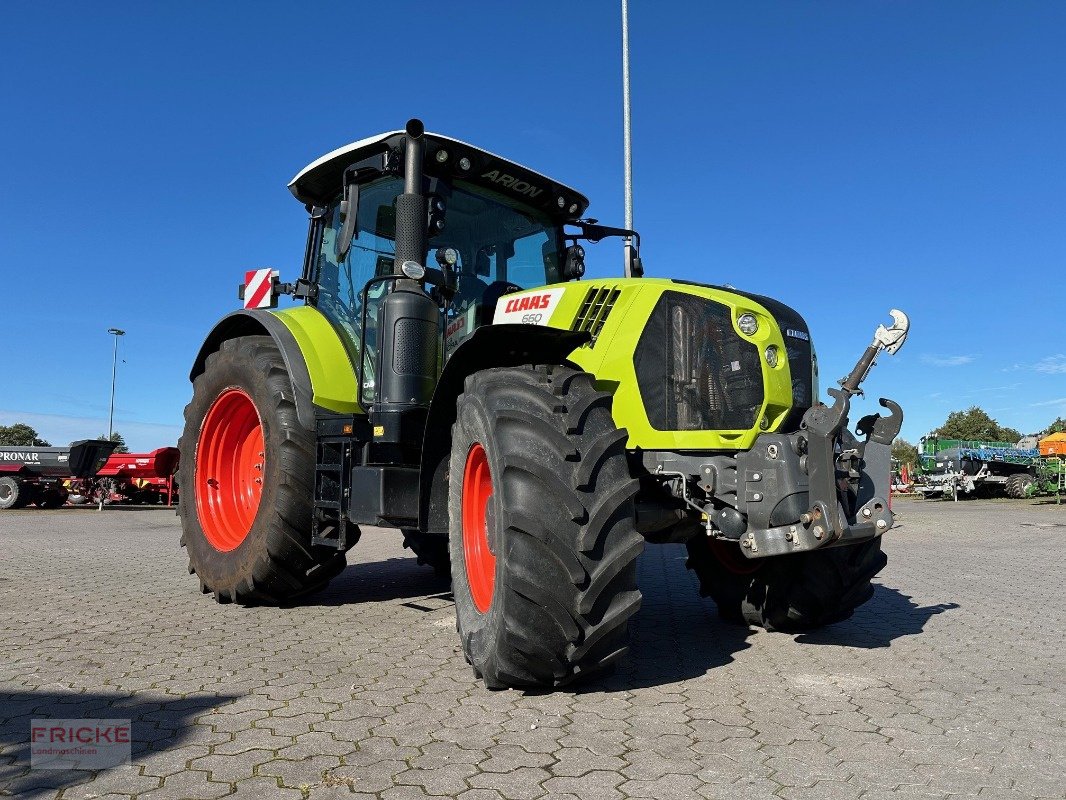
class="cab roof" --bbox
[287,130,590,221]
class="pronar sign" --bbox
[0,451,41,462]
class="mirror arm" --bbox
[335,181,360,260]
[422,266,456,300]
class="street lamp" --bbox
[107,328,125,441]
[621,0,635,277]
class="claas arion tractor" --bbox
[179,119,909,689]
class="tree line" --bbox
[0,423,129,453]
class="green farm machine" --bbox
[179,120,909,688]
[1005,434,1066,501]
[916,434,1066,501]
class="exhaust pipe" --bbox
[394,118,426,273]
[374,118,440,424]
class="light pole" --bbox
[622,0,635,276]
[107,328,125,441]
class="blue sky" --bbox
[1,1,1063,451]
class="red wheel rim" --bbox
[710,538,762,575]
[195,388,265,552]
[462,443,495,613]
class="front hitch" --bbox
[738,310,908,558]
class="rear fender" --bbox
[418,324,591,533]
[190,310,317,429]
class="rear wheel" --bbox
[37,488,68,509]
[449,365,643,689]
[1005,473,1035,499]
[0,477,24,510]
[178,336,351,604]
[12,480,37,509]
[687,535,886,631]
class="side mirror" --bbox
[335,181,360,260]
[562,244,585,280]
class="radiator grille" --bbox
[572,286,621,342]
[634,292,764,431]
[672,280,815,431]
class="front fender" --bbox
[418,324,591,533]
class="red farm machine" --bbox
[0,440,117,509]
[67,447,181,506]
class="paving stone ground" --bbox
[1,498,1063,799]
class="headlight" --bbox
[764,345,780,368]
[737,313,759,335]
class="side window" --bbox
[315,176,403,401]
[505,231,554,288]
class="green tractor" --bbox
[1005,457,1066,501]
[179,119,909,689]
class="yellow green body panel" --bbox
[508,278,799,452]
[272,306,362,414]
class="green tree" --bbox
[1000,425,1023,443]
[891,437,919,467]
[935,407,1022,444]
[0,423,50,447]
[1039,417,1066,436]
[97,431,129,453]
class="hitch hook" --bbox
[873,309,910,355]
[840,309,910,395]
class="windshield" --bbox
[315,176,562,397]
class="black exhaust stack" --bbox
[372,119,441,462]
[393,118,427,274]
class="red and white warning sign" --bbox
[244,268,279,309]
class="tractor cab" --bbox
[287,123,634,401]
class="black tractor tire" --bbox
[178,336,350,605]
[37,488,68,509]
[449,364,644,689]
[1005,473,1034,499]
[687,535,887,632]
[12,480,38,509]
[402,529,451,577]
[0,477,23,510]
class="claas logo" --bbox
[503,294,553,314]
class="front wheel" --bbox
[449,365,643,689]
[178,336,351,604]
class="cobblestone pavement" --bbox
[1,499,1063,799]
